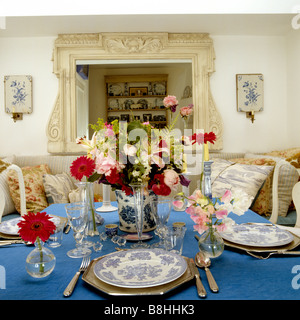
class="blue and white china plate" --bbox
[0,216,61,236]
[220,223,294,247]
[94,249,187,288]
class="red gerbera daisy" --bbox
[70,155,96,181]
[204,132,216,144]
[17,211,56,243]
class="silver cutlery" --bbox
[246,250,300,259]
[63,256,90,297]
[190,258,207,298]
[195,251,219,292]
[63,222,71,234]
[0,240,27,246]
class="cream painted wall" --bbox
[287,30,300,147]
[210,35,289,153]
[0,36,57,157]
[0,33,298,157]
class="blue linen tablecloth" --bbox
[1,202,300,302]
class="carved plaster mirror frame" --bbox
[47,32,223,153]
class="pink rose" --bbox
[163,95,178,108]
[95,152,121,175]
[163,169,179,190]
[180,105,193,117]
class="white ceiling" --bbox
[0,14,296,37]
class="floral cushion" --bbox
[264,148,300,169]
[245,153,299,216]
[230,158,276,216]
[43,172,75,204]
[7,164,51,214]
[264,147,300,160]
[211,159,274,211]
[0,158,16,218]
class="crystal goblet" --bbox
[65,202,92,258]
[150,197,172,248]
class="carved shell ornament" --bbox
[105,37,163,53]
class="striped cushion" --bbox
[211,159,273,207]
[43,172,75,204]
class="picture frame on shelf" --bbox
[120,114,130,122]
[129,87,148,96]
[143,114,152,122]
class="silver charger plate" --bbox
[220,223,294,247]
[0,216,61,236]
[93,249,187,289]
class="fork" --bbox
[63,256,90,297]
[247,250,300,259]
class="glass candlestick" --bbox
[203,161,213,199]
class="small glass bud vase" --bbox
[25,239,56,278]
[203,161,213,199]
[198,227,224,259]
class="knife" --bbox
[190,258,207,298]
[0,240,26,246]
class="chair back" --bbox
[292,181,300,228]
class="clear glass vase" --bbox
[76,182,99,237]
[26,238,56,278]
[198,227,224,258]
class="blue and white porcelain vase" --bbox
[115,189,157,233]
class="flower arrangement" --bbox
[70,95,195,197]
[17,212,56,273]
[174,131,251,254]
[177,189,252,234]
[17,211,56,243]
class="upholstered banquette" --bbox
[0,148,299,226]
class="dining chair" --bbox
[271,180,300,237]
[292,181,300,228]
[268,159,296,225]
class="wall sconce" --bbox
[236,74,264,123]
[11,110,23,122]
[246,111,255,123]
[4,75,33,122]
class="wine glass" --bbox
[150,197,172,248]
[130,184,150,249]
[65,202,92,258]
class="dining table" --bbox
[1,201,300,304]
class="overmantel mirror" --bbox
[47,32,223,154]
